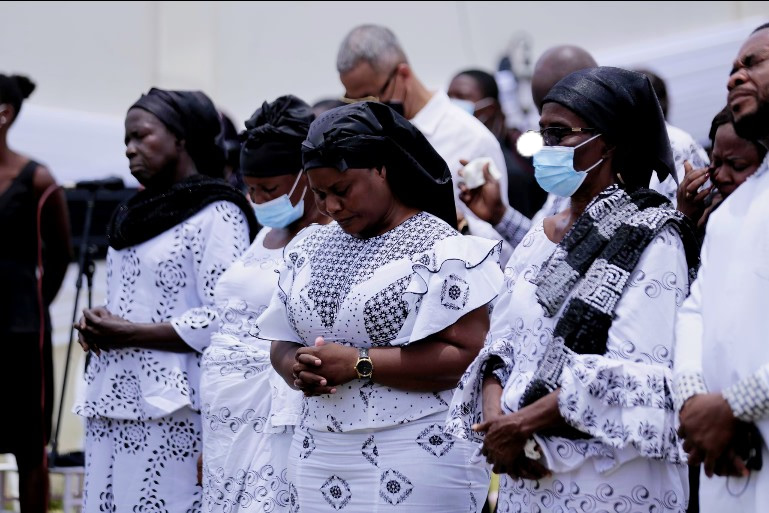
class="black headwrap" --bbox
[544,67,674,188]
[107,174,258,250]
[240,95,314,177]
[130,88,225,178]
[301,101,457,229]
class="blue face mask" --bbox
[533,133,604,197]
[450,98,476,116]
[252,171,306,228]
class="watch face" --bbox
[356,359,373,376]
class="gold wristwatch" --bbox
[354,347,373,379]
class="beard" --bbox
[733,99,769,141]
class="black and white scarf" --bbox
[519,185,700,412]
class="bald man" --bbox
[531,45,598,113]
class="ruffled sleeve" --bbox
[403,234,503,343]
[556,225,689,464]
[171,201,251,352]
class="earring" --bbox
[616,172,625,185]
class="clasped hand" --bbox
[472,411,550,480]
[292,337,359,396]
[678,393,749,478]
[74,306,136,355]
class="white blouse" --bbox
[449,220,690,473]
[258,212,503,432]
[204,226,302,431]
[74,201,251,420]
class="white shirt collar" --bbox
[410,90,445,136]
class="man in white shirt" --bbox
[674,22,769,513]
[336,24,514,261]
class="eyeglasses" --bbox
[535,126,598,146]
[341,65,400,104]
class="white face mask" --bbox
[251,171,307,228]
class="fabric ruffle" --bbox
[403,235,503,344]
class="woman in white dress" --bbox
[73,88,258,512]
[258,101,504,512]
[447,67,701,512]
[200,95,329,512]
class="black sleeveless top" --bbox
[0,160,42,334]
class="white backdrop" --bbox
[1,1,768,184]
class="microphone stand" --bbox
[50,186,99,467]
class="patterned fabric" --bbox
[672,371,709,412]
[83,407,202,513]
[74,201,250,421]
[257,212,502,512]
[649,123,710,207]
[723,368,769,422]
[201,227,302,512]
[287,412,489,512]
[448,218,690,510]
[258,212,503,433]
[521,185,699,410]
[495,458,687,513]
[494,206,532,249]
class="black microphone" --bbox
[65,177,126,191]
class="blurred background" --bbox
[3,1,768,186]
[0,2,767,504]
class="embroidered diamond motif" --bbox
[415,423,454,457]
[440,274,469,311]
[364,276,411,344]
[361,435,379,467]
[320,475,352,510]
[379,469,413,505]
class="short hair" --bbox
[454,69,500,101]
[752,22,769,34]
[337,24,408,74]
[634,68,668,119]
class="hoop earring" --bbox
[616,172,625,185]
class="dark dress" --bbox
[0,160,54,465]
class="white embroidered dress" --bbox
[449,220,690,513]
[201,227,303,512]
[258,212,503,512]
[73,201,251,513]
